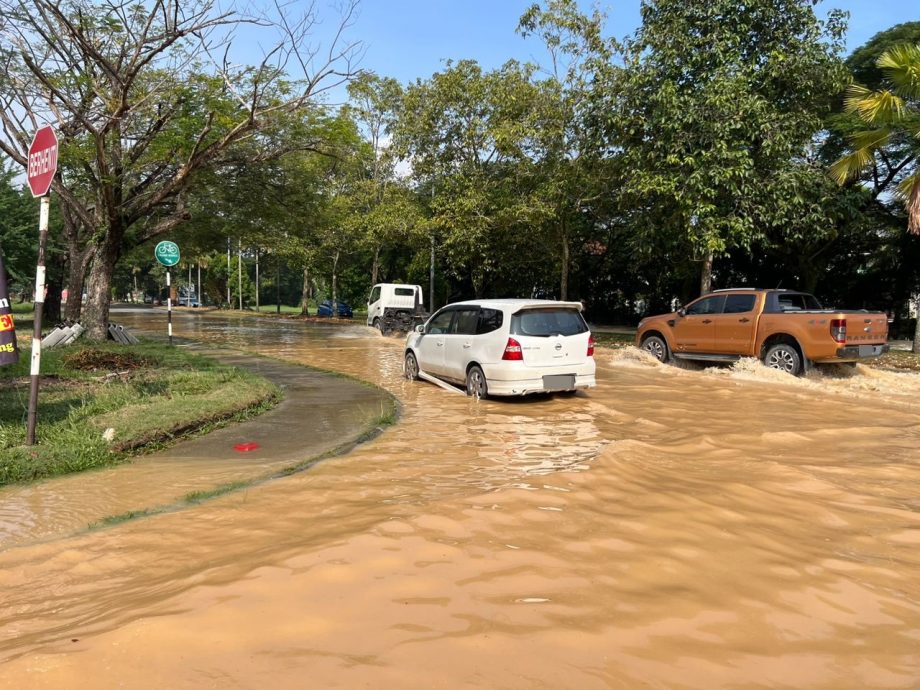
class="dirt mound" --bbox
[63,349,154,371]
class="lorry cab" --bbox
[367,283,424,329]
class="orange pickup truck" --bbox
[636,289,889,375]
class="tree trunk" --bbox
[371,245,380,286]
[914,296,920,355]
[560,230,570,301]
[300,266,311,315]
[331,251,339,315]
[43,254,65,324]
[63,247,92,322]
[61,202,93,322]
[700,251,714,295]
[82,232,122,341]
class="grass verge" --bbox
[0,340,279,486]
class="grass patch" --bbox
[11,302,33,314]
[870,349,920,372]
[0,340,279,486]
[91,509,157,528]
[184,481,248,504]
[254,304,303,314]
[593,332,635,348]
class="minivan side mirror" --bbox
[415,324,425,334]
[677,307,686,317]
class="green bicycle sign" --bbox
[154,241,180,267]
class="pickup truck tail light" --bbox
[502,337,524,361]
[830,318,847,343]
[587,336,595,357]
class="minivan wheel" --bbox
[404,351,420,381]
[466,365,488,399]
[763,343,802,376]
[641,335,669,363]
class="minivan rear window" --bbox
[510,308,588,337]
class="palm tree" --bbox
[831,43,920,351]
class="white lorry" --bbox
[366,283,426,333]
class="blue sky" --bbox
[320,0,918,92]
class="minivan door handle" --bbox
[462,343,472,349]
[739,317,750,323]
[702,319,712,324]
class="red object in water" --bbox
[234,442,260,452]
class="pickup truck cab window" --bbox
[723,294,756,314]
[685,296,726,316]
[767,292,823,312]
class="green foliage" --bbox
[604,0,848,290]
[0,165,34,289]
[846,22,920,89]
[831,42,920,233]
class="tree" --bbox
[605,0,848,295]
[831,43,920,351]
[394,59,547,297]
[0,163,34,293]
[517,0,618,300]
[345,72,412,285]
[0,0,360,339]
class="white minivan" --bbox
[404,299,596,398]
[367,283,424,330]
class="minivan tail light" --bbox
[587,335,595,357]
[502,337,523,361]
[830,318,846,343]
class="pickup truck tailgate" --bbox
[843,314,888,345]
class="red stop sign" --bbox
[27,126,58,197]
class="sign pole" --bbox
[154,240,180,344]
[26,195,50,445]
[166,268,173,345]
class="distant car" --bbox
[177,296,200,307]
[404,299,596,398]
[316,300,353,318]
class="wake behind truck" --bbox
[636,288,889,375]
[366,283,427,335]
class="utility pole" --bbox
[430,234,435,312]
[429,184,436,311]
[226,237,231,306]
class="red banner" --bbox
[0,249,19,366]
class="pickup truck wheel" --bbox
[763,343,802,376]
[466,365,488,400]
[404,351,420,381]
[372,317,380,331]
[641,335,670,363]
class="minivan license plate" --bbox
[543,374,575,391]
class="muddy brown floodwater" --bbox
[2,308,919,689]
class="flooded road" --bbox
[2,309,919,689]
